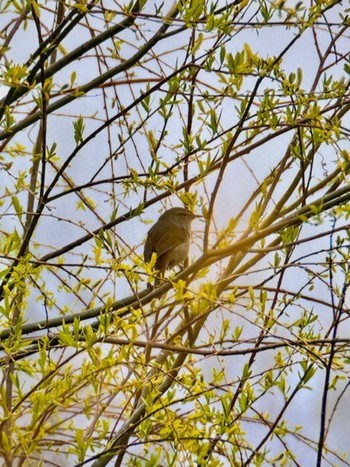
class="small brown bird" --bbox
[144,207,199,285]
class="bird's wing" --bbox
[144,222,190,261]
[143,234,154,263]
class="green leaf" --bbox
[73,116,85,144]
[70,71,77,86]
[11,195,22,221]
[4,106,15,131]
